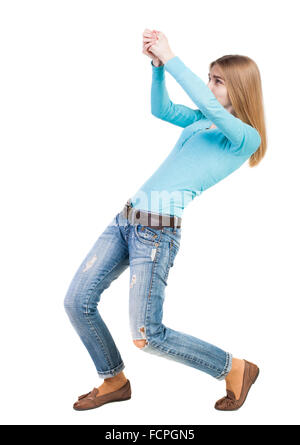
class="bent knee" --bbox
[133,339,148,349]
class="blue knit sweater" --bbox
[130,56,261,218]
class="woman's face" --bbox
[207,64,234,113]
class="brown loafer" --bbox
[214,360,259,411]
[73,379,131,411]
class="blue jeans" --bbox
[64,208,232,380]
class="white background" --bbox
[0,0,299,425]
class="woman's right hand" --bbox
[142,29,163,67]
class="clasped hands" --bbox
[142,29,176,66]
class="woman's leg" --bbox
[64,212,129,381]
[128,224,233,380]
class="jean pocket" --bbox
[162,227,181,250]
[134,224,161,245]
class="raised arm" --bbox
[151,60,206,128]
[164,56,261,156]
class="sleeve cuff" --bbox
[151,60,165,80]
[151,60,165,69]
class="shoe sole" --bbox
[73,396,131,411]
[215,366,260,411]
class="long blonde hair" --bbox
[209,55,267,167]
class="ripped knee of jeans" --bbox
[133,326,149,348]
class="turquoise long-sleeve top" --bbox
[130,56,261,218]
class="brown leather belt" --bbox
[121,199,182,229]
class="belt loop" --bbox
[125,198,132,221]
[173,215,177,233]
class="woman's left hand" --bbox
[145,30,176,65]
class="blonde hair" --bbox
[209,55,267,167]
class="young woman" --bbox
[64,29,267,412]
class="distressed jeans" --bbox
[64,208,232,380]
